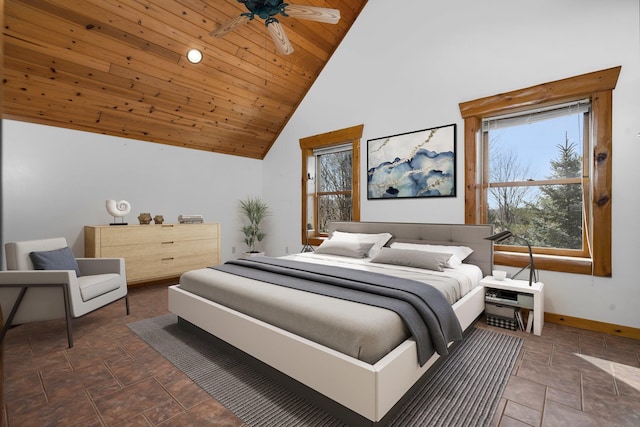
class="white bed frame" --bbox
[168,222,493,425]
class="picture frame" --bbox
[367,123,456,199]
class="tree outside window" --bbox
[317,149,353,233]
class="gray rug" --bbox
[128,314,522,427]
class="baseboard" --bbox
[545,312,640,340]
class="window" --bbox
[483,101,590,257]
[300,125,363,245]
[315,144,353,232]
[459,67,620,276]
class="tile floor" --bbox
[2,283,639,426]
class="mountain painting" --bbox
[367,124,457,199]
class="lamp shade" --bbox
[484,230,512,242]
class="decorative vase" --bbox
[138,213,152,225]
[153,215,164,224]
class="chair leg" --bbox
[0,287,28,344]
[61,285,73,348]
[0,284,74,348]
[125,295,130,315]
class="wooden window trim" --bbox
[300,124,363,246]
[459,67,620,277]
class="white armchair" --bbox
[0,237,129,347]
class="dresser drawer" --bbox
[99,239,215,259]
[124,247,218,283]
[96,224,218,247]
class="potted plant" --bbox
[239,197,270,257]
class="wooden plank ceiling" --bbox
[2,0,367,159]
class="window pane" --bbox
[488,113,584,182]
[318,150,352,192]
[488,183,583,250]
[317,194,352,233]
[486,110,586,250]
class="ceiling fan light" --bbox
[186,48,203,64]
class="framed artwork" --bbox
[367,123,456,199]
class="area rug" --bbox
[128,314,522,427]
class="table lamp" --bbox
[485,230,537,286]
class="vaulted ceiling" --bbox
[2,0,367,159]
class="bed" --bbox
[168,221,493,426]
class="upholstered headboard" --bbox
[328,221,494,277]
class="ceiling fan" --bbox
[210,0,340,55]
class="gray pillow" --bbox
[370,248,452,271]
[315,240,375,258]
[30,246,82,277]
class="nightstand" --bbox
[481,276,544,336]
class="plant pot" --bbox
[241,251,265,259]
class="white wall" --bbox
[1,120,263,263]
[263,0,640,328]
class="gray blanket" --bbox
[213,256,462,366]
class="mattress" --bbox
[178,253,482,364]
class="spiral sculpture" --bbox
[106,200,131,225]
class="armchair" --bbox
[0,237,129,348]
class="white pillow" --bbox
[315,240,374,258]
[390,242,474,268]
[330,231,393,257]
[370,248,452,271]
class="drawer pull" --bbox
[161,257,175,261]
[161,225,175,228]
[161,241,175,245]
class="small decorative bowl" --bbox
[492,270,507,281]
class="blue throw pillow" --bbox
[30,246,82,277]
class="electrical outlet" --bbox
[231,246,236,254]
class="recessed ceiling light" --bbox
[186,49,203,64]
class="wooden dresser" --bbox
[84,223,220,285]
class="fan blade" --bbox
[210,15,250,38]
[267,21,294,55]
[283,4,340,24]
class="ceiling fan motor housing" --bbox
[240,0,288,21]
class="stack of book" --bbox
[178,214,204,224]
[516,309,534,333]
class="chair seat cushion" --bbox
[78,273,122,302]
